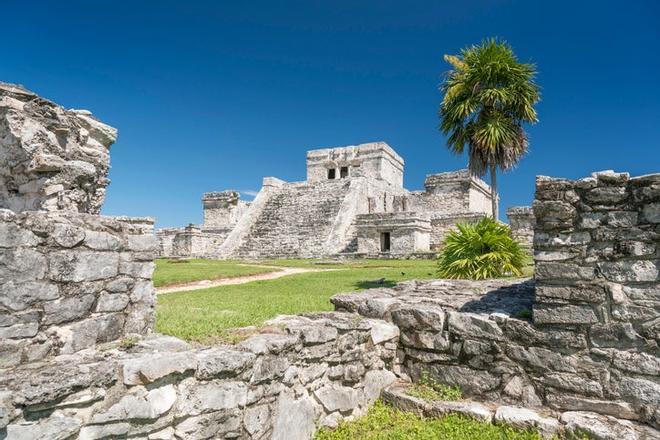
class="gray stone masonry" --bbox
[0,208,157,368]
[332,276,660,431]
[532,171,659,340]
[356,212,431,257]
[0,313,399,440]
[507,206,535,250]
[0,82,117,214]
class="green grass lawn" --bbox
[315,401,545,440]
[155,258,438,343]
[153,259,279,287]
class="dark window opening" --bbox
[327,168,336,179]
[380,232,391,252]
[340,166,349,178]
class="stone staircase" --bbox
[232,179,357,258]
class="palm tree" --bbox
[439,38,540,220]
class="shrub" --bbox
[437,217,526,280]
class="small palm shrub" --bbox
[437,217,525,280]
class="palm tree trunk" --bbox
[490,162,498,220]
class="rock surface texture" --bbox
[0,209,157,368]
[0,82,117,214]
[0,314,399,440]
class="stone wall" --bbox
[506,206,535,250]
[0,313,399,440]
[0,209,157,368]
[0,83,117,214]
[407,170,493,217]
[331,170,660,430]
[202,191,250,229]
[356,212,431,256]
[306,142,404,188]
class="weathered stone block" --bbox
[391,305,445,331]
[533,304,598,325]
[598,260,658,282]
[48,250,119,282]
[447,311,504,341]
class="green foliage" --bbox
[440,38,540,176]
[440,38,540,218]
[156,259,438,343]
[514,308,533,320]
[437,217,526,280]
[407,371,462,401]
[315,400,544,440]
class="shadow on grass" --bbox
[354,279,398,290]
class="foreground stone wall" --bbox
[0,313,399,440]
[332,170,660,430]
[0,209,157,368]
[0,83,117,214]
[332,277,660,430]
[533,171,659,342]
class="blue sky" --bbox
[2,1,658,227]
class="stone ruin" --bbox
[0,83,658,439]
[0,82,117,214]
[156,142,534,259]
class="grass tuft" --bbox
[407,371,463,401]
[315,400,545,440]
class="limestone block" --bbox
[195,347,255,380]
[447,311,505,341]
[314,383,359,413]
[244,404,270,437]
[560,411,639,440]
[0,280,59,311]
[429,400,494,423]
[597,260,659,283]
[174,409,241,440]
[391,305,445,331]
[271,392,316,440]
[533,304,598,325]
[250,355,289,384]
[542,373,603,397]
[585,186,628,204]
[494,405,559,439]
[175,381,247,416]
[48,250,119,282]
[123,352,198,385]
[6,415,82,440]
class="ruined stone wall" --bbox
[332,170,660,429]
[407,170,493,218]
[202,191,250,229]
[0,313,399,439]
[156,227,182,257]
[0,209,157,368]
[506,206,535,250]
[306,142,404,188]
[0,83,117,214]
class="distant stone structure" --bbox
[507,206,536,250]
[158,142,508,259]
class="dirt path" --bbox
[156,265,333,295]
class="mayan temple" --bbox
[157,141,529,259]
